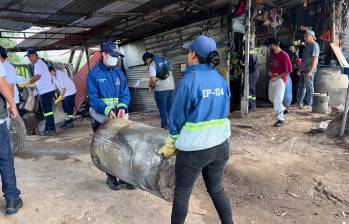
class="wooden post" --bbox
[241,0,251,116]
[331,1,336,42]
[340,84,349,136]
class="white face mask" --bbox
[105,55,118,67]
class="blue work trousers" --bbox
[39,91,56,131]
[298,71,315,106]
[154,90,175,129]
[62,94,75,124]
[0,122,21,202]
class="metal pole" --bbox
[241,0,251,116]
[68,50,75,64]
[74,50,84,74]
[85,45,91,72]
[340,84,349,136]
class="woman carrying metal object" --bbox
[158,35,233,224]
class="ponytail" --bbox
[197,51,220,68]
[208,51,220,67]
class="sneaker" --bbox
[284,109,289,114]
[63,122,73,129]
[59,122,67,129]
[303,105,312,110]
[106,176,123,191]
[43,130,56,136]
[298,104,304,109]
[274,120,284,127]
[119,180,136,190]
[6,197,23,215]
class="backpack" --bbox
[153,55,172,80]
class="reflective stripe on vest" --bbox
[102,98,119,105]
[182,119,228,131]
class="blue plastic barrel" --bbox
[283,75,293,107]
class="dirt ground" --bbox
[0,106,348,224]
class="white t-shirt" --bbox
[34,59,55,95]
[0,62,6,78]
[149,61,175,91]
[3,60,20,104]
[53,70,76,97]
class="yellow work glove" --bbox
[158,137,176,158]
[18,79,30,88]
[54,95,64,105]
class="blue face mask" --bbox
[106,55,118,67]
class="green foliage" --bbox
[0,38,21,64]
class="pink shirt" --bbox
[269,50,293,83]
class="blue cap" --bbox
[48,65,55,71]
[100,41,124,57]
[25,48,37,56]
[0,46,7,57]
[183,35,217,58]
[142,52,154,65]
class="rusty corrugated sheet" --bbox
[73,51,101,114]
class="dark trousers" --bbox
[171,141,233,224]
[62,94,75,124]
[0,122,21,202]
[230,80,242,112]
[290,71,300,104]
[249,70,259,109]
[39,91,55,131]
[154,90,175,129]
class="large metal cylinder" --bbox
[314,66,348,93]
[90,119,175,201]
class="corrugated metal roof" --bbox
[0,0,309,51]
[4,0,232,50]
[0,0,77,30]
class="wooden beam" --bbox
[241,0,252,116]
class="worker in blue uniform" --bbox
[87,41,135,191]
[158,35,234,224]
[248,51,259,111]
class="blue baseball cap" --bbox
[25,48,37,56]
[183,35,217,58]
[48,65,55,71]
[142,52,154,65]
[100,41,124,57]
[0,46,7,58]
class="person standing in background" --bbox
[49,66,76,129]
[19,48,56,135]
[298,30,319,109]
[248,50,259,111]
[266,37,293,127]
[143,52,175,129]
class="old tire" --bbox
[10,116,26,155]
